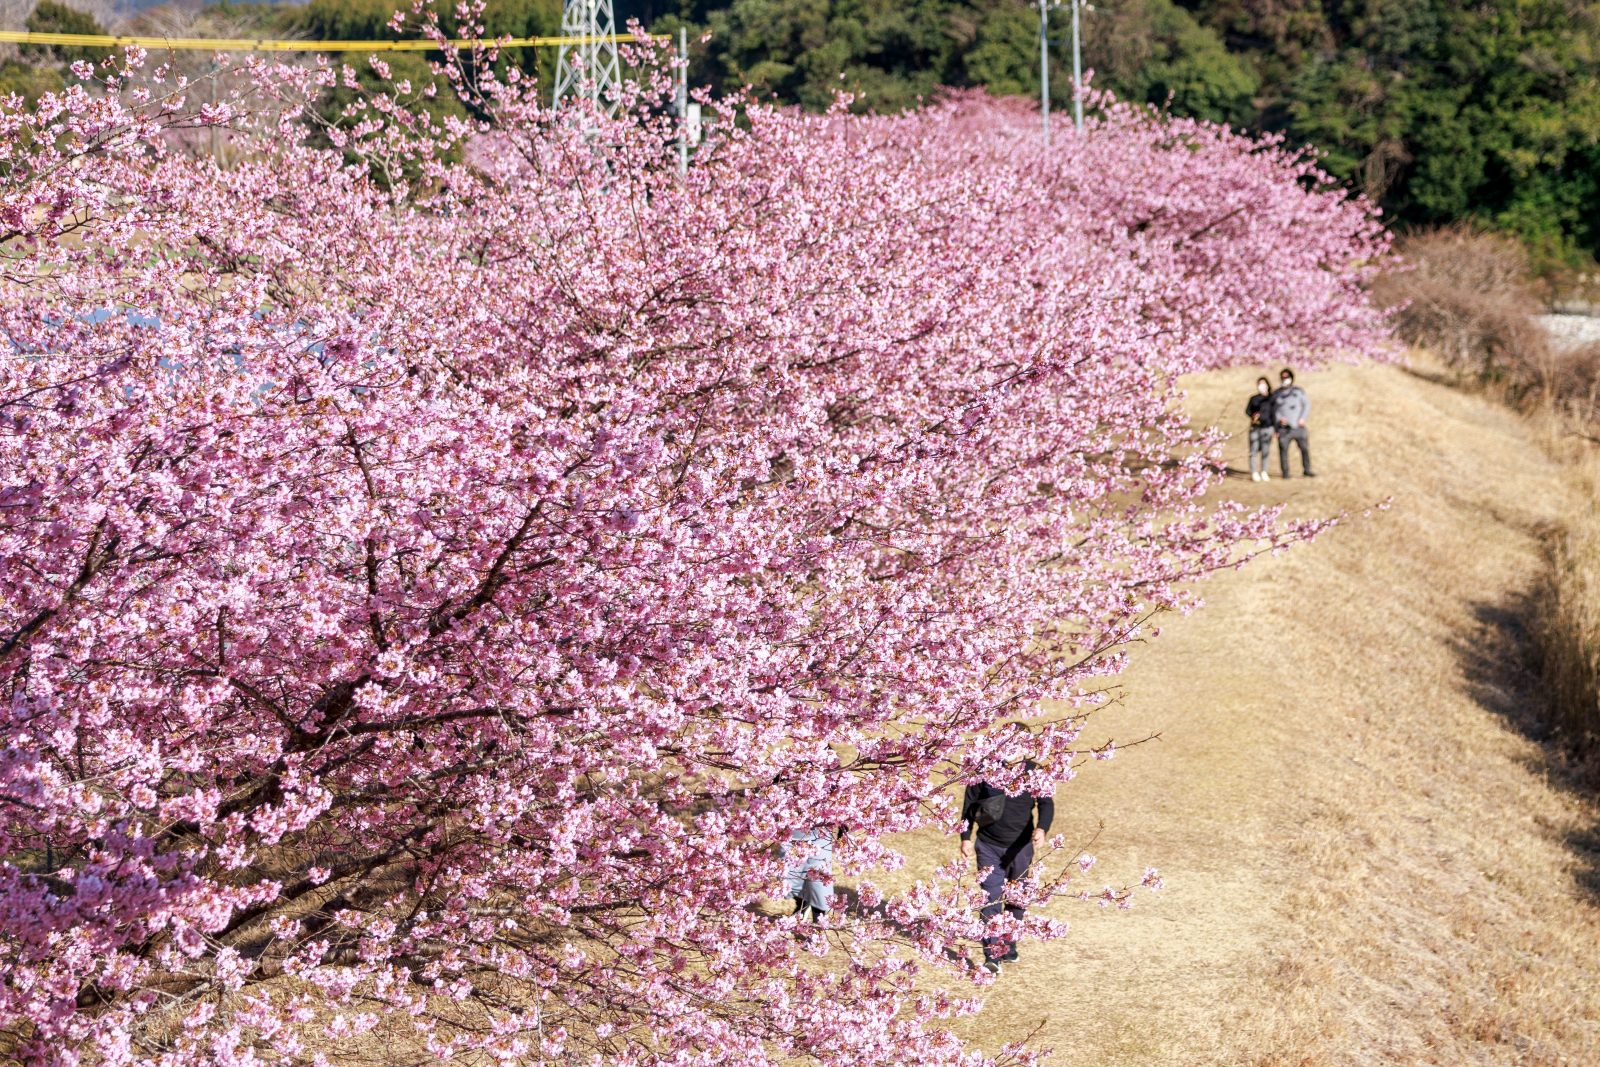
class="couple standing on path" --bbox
[1245,368,1315,481]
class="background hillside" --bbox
[2,0,1596,271]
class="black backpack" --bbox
[973,791,1008,828]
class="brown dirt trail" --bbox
[948,361,1600,1064]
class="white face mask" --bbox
[1258,383,1269,395]
[1279,379,1291,389]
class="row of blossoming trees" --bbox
[0,35,1389,1067]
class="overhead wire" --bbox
[0,30,663,52]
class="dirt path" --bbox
[951,361,1600,1064]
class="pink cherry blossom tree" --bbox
[0,38,1390,1067]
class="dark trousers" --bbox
[1277,426,1312,476]
[975,836,1033,959]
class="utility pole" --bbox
[553,0,622,115]
[1071,0,1083,131]
[677,27,689,174]
[1039,0,1050,144]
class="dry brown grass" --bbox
[923,357,1600,1064]
[1533,516,1600,758]
[1525,414,1600,765]
[1377,228,1600,761]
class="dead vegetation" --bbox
[1530,434,1600,767]
[1374,224,1600,423]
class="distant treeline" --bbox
[630,0,1600,268]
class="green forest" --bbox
[3,0,1598,265]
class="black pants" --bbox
[1278,426,1312,476]
[975,836,1033,960]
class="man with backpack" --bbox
[1273,368,1315,478]
[959,726,1055,974]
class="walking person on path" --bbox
[959,726,1055,974]
[1245,376,1276,482]
[1273,368,1315,478]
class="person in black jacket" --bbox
[959,726,1055,973]
[1245,376,1275,482]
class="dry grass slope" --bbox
[936,358,1600,1065]
[1530,436,1600,759]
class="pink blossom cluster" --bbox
[0,42,1391,1067]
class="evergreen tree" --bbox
[22,0,111,65]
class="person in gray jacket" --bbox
[1273,368,1315,478]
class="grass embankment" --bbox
[1538,526,1600,755]
[1530,435,1600,763]
[944,358,1600,1064]
[1377,225,1600,761]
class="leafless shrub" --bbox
[1524,341,1600,426]
[1371,224,1549,390]
[1376,226,1600,422]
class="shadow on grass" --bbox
[750,885,983,972]
[1397,362,1462,389]
[1455,593,1600,903]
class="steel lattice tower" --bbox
[553,0,623,115]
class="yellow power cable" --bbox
[0,29,663,52]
